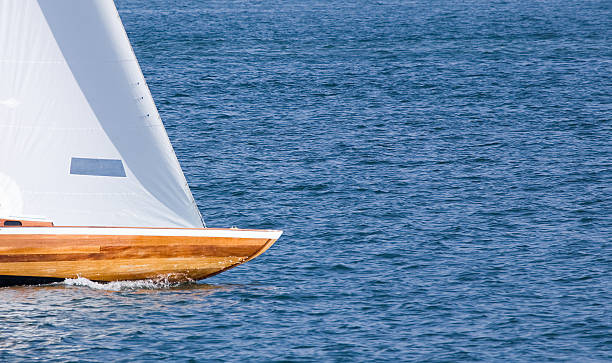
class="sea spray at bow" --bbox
[60,277,186,291]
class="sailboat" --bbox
[0,0,282,287]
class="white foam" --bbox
[60,276,187,291]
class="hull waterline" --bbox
[0,227,281,287]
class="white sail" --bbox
[0,0,204,228]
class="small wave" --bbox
[60,276,189,291]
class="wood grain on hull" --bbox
[0,233,277,283]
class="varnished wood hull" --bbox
[0,227,281,286]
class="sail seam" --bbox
[0,59,138,64]
[25,193,136,196]
[0,124,165,130]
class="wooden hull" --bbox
[0,227,281,286]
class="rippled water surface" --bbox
[1,0,611,361]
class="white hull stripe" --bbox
[0,227,283,240]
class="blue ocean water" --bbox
[1,0,611,361]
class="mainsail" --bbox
[0,0,204,228]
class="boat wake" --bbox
[60,276,189,291]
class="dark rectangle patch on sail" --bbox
[70,157,126,177]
